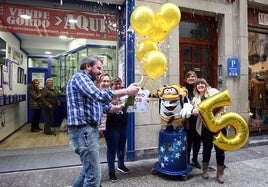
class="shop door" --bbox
[27,68,49,123]
[179,13,218,87]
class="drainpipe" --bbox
[126,0,135,161]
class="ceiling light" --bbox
[68,19,78,23]
[45,51,51,55]
[59,35,67,39]
[20,15,31,19]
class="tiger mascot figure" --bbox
[157,84,193,130]
[152,84,194,177]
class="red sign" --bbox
[0,3,117,41]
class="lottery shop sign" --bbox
[0,3,117,41]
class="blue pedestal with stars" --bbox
[154,129,192,176]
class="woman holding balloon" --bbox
[191,78,226,184]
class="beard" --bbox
[88,70,98,81]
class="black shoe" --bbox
[44,131,56,136]
[31,129,39,132]
[191,159,201,169]
[37,128,43,130]
[109,171,117,182]
[117,165,129,173]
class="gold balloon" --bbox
[136,39,159,61]
[156,3,181,31]
[198,90,249,151]
[130,6,155,36]
[148,21,169,42]
[141,50,168,80]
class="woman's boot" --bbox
[217,165,225,183]
[202,162,209,179]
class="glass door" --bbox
[179,14,218,88]
[27,68,49,123]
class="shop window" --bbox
[51,45,117,93]
[179,22,209,40]
[183,47,192,62]
[248,31,268,129]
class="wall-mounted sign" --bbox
[0,3,117,41]
[12,47,23,65]
[258,13,268,26]
[227,58,239,77]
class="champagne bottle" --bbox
[123,96,135,112]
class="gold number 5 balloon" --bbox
[198,90,249,151]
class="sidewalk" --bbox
[0,135,268,187]
[98,137,268,187]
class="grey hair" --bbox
[46,78,54,83]
[80,55,103,70]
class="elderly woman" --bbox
[40,78,61,135]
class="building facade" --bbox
[0,0,267,162]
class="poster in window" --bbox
[2,61,8,84]
[17,67,21,83]
[12,47,23,65]
[0,38,6,65]
[0,65,2,87]
[7,60,13,90]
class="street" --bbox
[100,144,268,187]
[1,143,268,187]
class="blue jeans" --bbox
[68,125,101,187]
[103,126,127,172]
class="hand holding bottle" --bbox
[126,83,140,96]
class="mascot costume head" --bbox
[157,85,189,129]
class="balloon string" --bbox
[140,76,149,89]
[137,73,144,86]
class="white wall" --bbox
[0,32,28,141]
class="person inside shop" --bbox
[191,78,227,184]
[249,74,266,126]
[28,79,42,132]
[66,56,139,187]
[40,78,62,135]
[103,77,130,182]
[182,71,201,169]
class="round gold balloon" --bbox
[141,50,168,80]
[136,39,159,61]
[156,3,181,31]
[148,21,169,42]
[198,90,249,151]
[130,6,155,36]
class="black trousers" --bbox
[31,109,41,130]
[42,106,55,133]
[201,124,226,166]
[186,116,201,163]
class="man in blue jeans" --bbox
[66,56,139,187]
